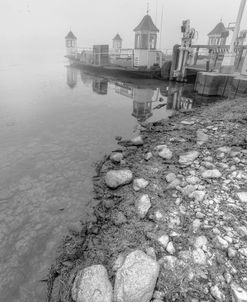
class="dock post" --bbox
[169,44,180,80]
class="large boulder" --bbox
[105,170,133,189]
[114,250,160,302]
[72,265,113,302]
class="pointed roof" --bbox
[65,31,77,40]
[134,14,159,32]
[113,33,122,41]
[208,22,229,37]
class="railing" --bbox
[73,47,165,69]
[188,44,247,72]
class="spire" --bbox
[147,1,150,14]
[65,30,77,40]
[134,14,159,32]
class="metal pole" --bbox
[230,0,246,53]
[159,6,164,50]
[220,0,246,73]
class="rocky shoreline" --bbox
[48,97,247,302]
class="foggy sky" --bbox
[1,0,247,53]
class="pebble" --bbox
[231,282,247,302]
[153,290,165,300]
[181,120,195,125]
[133,178,149,191]
[145,247,156,260]
[239,248,247,257]
[166,242,176,254]
[197,129,209,145]
[186,175,201,184]
[193,248,207,265]
[236,226,247,237]
[130,135,144,146]
[237,192,247,203]
[196,212,205,219]
[112,211,127,225]
[158,146,173,160]
[215,236,229,250]
[217,146,231,153]
[166,173,177,183]
[224,272,232,284]
[193,219,201,232]
[154,210,164,221]
[113,254,125,272]
[210,285,225,302]
[145,152,153,161]
[201,169,222,178]
[166,178,181,190]
[179,151,200,166]
[194,236,208,250]
[181,185,196,196]
[158,234,169,248]
[190,190,206,202]
[135,194,151,218]
[110,152,123,163]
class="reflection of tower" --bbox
[166,83,193,110]
[80,71,93,85]
[66,66,78,89]
[65,31,77,56]
[132,88,154,121]
[92,79,108,95]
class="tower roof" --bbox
[65,31,77,39]
[134,14,159,32]
[208,22,229,37]
[113,33,122,41]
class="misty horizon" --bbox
[1,0,247,54]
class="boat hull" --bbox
[68,59,161,79]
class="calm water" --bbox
[0,51,219,302]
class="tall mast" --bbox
[155,0,158,25]
[159,5,164,50]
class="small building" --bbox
[208,21,229,46]
[133,13,160,68]
[65,30,77,56]
[112,34,122,52]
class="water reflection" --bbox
[92,79,108,95]
[66,66,216,123]
[66,66,78,89]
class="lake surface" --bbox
[0,51,220,302]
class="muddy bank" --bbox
[48,97,247,302]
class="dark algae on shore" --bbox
[47,97,247,302]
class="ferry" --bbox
[65,13,165,79]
